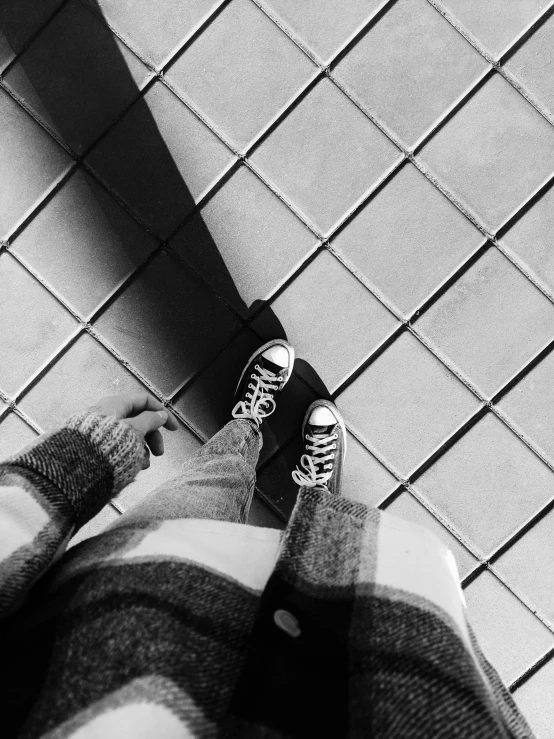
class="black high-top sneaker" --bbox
[292,399,346,495]
[232,339,295,428]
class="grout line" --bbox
[510,647,554,693]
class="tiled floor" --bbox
[1,0,554,731]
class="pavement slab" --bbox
[258,0,386,64]
[495,508,554,627]
[11,168,158,320]
[0,252,78,397]
[252,250,400,392]
[0,86,72,240]
[414,412,554,559]
[83,0,225,69]
[331,162,484,317]
[333,0,489,148]
[250,77,402,237]
[419,72,554,232]
[85,80,236,238]
[463,569,554,685]
[416,247,554,398]
[498,347,554,466]
[0,0,64,72]
[506,12,554,121]
[93,250,242,396]
[436,0,549,59]
[2,0,554,727]
[3,0,150,155]
[166,0,318,152]
[170,165,319,319]
[336,330,480,478]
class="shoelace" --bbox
[232,363,284,426]
[292,432,338,488]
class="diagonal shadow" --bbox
[0,0,331,522]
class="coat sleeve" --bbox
[0,410,145,620]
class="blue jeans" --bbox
[111,419,285,526]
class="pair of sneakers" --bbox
[231,339,346,495]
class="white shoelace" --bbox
[292,432,337,488]
[232,364,283,426]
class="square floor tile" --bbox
[0,87,72,240]
[501,183,554,300]
[0,411,38,460]
[11,169,158,319]
[506,15,554,120]
[251,250,399,392]
[3,1,149,154]
[18,332,147,429]
[385,491,478,579]
[85,0,223,68]
[336,331,480,477]
[464,570,554,685]
[251,77,402,237]
[258,0,386,65]
[170,165,319,319]
[416,248,554,398]
[0,253,77,397]
[86,81,235,238]
[341,432,398,507]
[498,349,554,467]
[94,250,241,396]
[419,74,554,231]
[334,0,488,148]
[332,163,484,317]
[0,0,63,72]
[495,508,554,626]
[167,0,317,151]
[175,328,319,468]
[438,0,548,58]
[513,658,554,739]
[414,413,554,559]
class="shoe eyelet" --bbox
[254,364,260,370]
[331,454,335,459]
[332,444,336,449]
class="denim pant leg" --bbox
[110,419,262,527]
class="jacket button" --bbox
[273,609,301,637]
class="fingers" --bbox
[145,429,164,457]
[126,409,171,451]
[105,392,179,430]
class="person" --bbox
[0,339,535,737]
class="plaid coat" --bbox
[0,410,535,738]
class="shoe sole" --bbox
[234,339,295,398]
[301,398,347,462]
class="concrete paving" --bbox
[1,0,554,731]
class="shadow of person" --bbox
[0,0,331,522]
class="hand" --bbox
[87,392,179,468]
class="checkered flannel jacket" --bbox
[0,410,536,738]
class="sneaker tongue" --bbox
[260,357,284,377]
[309,424,335,437]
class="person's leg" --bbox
[110,418,262,528]
[109,339,295,529]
